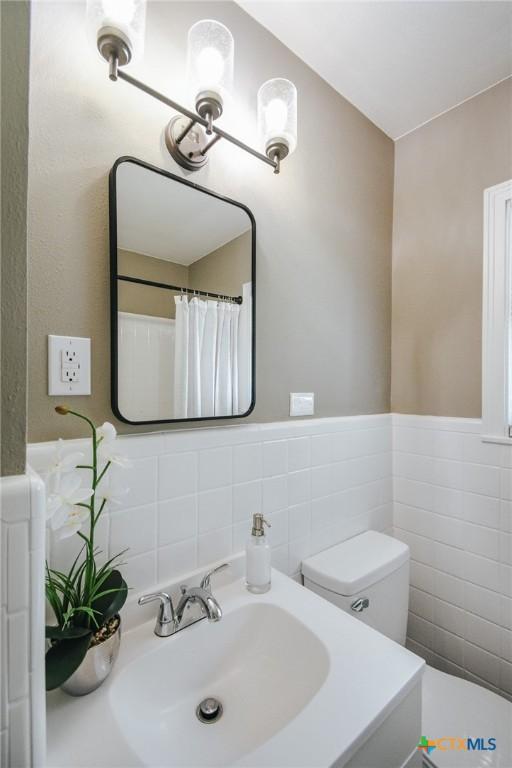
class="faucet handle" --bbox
[138,592,175,626]
[200,562,230,591]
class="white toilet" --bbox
[302,531,512,768]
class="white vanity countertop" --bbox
[46,569,424,768]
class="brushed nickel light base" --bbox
[266,141,289,174]
[97,27,132,80]
[165,115,209,171]
[195,91,223,134]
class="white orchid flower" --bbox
[98,444,131,469]
[47,472,94,531]
[53,506,90,541]
[96,421,131,468]
[96,481,130,510]
[97,440,131,471]
[97,422,117,443]
[44,439,84,480]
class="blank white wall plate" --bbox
[290,393,315,416]
[48,335,91,396]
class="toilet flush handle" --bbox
[351,597,370,612]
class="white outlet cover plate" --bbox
[290,392,315,416]
[48,335,91,396]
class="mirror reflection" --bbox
[112,159,254,423]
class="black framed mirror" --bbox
[109,157,255,425]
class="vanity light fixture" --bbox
[165,19,235,171]
[187,20,234,129]
[87,0,146,70]
[86,0,297,174]
[257,78,297,174]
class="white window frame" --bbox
[482,179,512,443]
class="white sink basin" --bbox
[110,603,330,767]
[46,563,424,768]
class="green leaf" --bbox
[45,563,65,625]
[45,625,91,640]
[92,570,127,625]
[45,633,92,690]
[95,549,128,580]
[71,605,101,629]
[89,566,116,600]
[66,544,87,583]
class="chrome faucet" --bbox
[138,563,229,637]
[138,591,177,637]
[176,563,229,623]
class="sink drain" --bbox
[196,697,223,724]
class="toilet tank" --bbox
[302,531,410,645]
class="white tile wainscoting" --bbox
[0,472,46,767]
[27,415,393,592]
[18,409,512,768]
[393,414,512,701]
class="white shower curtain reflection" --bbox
[173,290,250,418]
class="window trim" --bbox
[482,179,512,443]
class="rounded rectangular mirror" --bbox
[110,157,255,424]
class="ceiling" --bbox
[116,162,251,264]
[238,1,512,139]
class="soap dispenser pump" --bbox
[245,513,271,594]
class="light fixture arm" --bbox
[109,53,118,81]
[200,133,222,156]
[272,150,281,176]
[205,110,213,136]
[109,63,279,173]
[175,118,197,145]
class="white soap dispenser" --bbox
[245,513,271,593]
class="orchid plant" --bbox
[44,407,130,690]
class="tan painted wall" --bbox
[1,1,30,474]
[189,230,252,298]
[27,0,393,442]
[392,78,512,417]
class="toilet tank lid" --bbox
[301,531,410,595]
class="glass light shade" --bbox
[86,0,146,63]
[187,20,234,108]
[258,78,297,156]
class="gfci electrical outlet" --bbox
[48,335,91,396]
[61,348,79,383]
[290,393,315,416]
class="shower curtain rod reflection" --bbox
[117,274,243,304]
